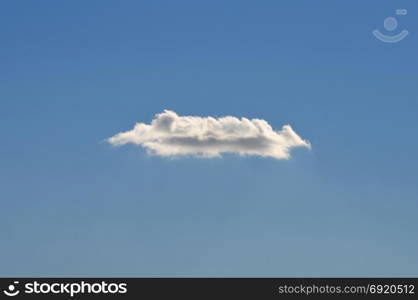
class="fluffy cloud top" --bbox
[107,110,311,159]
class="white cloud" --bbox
[107,110,311,159]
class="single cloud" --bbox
[107,110,311,159]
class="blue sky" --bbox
[1,0,417,276]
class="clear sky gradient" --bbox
[1,0,417,276]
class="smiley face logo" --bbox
[373,10,408,43]
[3,282,20,297]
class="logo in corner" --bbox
[3,281,20,297]
[373,9,409,43]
